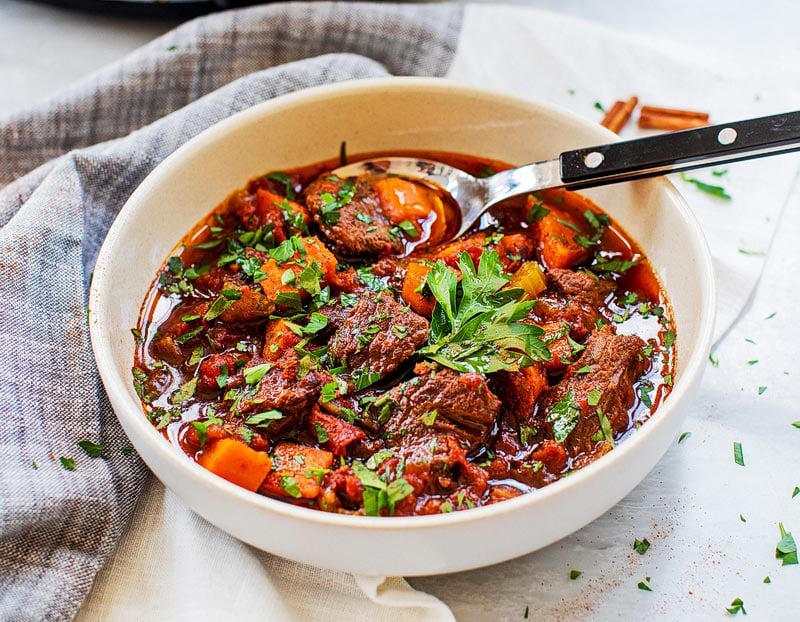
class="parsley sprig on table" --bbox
[416,250,550,374]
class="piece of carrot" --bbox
[401,261,435,317]
[260,442,334,500]
[533,206,591,270]
[197,437,272,492]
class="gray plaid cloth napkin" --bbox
[0,3,462,620]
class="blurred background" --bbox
[1,0,797,117]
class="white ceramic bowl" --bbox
[89,78,715,576]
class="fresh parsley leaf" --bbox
[678,431,692,444]
[280,475,302,498]
[709,353,720,367]
[733,441,745,466]
[172,377,197,405]
[59,456,76,471]
[526,199,549,224]
[245,410,283,428]
[792,486,799,499]
[243,363,272,385]
[725,598,746,616]
[680,173,732,200]
[637,580,652,592]
[319,178,356,225]
[303,312,329,335]
[546,391,580,444]
[758,386,767,395]
[314,422,330,444]
[569,570,583,580]
[776,522,798,566]
[265,171,296,200]
[77,440,103,459]
[353,367,380,391]
[397,220,419,238]
[417,250,550,374]
[633,538,651,555]
[275,291,303,311]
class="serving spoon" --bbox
[334,110,800,239]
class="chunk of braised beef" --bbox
[489,364,548,427]
[307,406,366,457]
[328,292,429,378]
[217,283,276,324]
[304,177,402,258]
[400,434,489,512]
[538,325,646,456]
[238,358,331,437]
[382,365,501,453]
[531,268,615,338]
[230,188,309,241]
[318,466,364,512]
[315,296,355,333]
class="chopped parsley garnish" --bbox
[680,173,732,200]
[356,266,389,292]
[314,422,330,444]
[587,389,602,407]
[758,386,767,395]
[59,456,76,471]
[172,377,198,405]
[725,598,746,616]
[319,178,356,225]
[275,291,303,311]
[302,312,329,335]
[712,169,729,177]
[569,570,583,580]
[243,363,272,385]
[175,326,203,345]
[130,328,143,343]
[733,441,745,466]
[637,579,652,592]
[265,171,296,200]
[678,431,692,444]
[776,522,798,565]
[763,576,771,584]
[280,475,302,498]
[420,410,438,427]
[351,460,413,516]
[526,199,549,224]
[591,256,638,274]
[633,538,651,555]
[594,101,606,112]
[709,353,720,367]
[740,514,747,523]
[792,487,799,499]
[417,250,550,374]
[793,422,800,429]
[245,410,283,428]
[353,367,381,391]
[519,424,537,445]
[397,220,419,238]
[77,440,104,459]
[546,391,581,443]
[391,325,408,339]
[320,381,339,403]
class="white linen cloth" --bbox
[77,5,800,621]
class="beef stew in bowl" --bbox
[133,151,674,516]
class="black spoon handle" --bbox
[559,111,800,188]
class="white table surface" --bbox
[3,2,799,620]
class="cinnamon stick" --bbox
[600,96,638,133]
[639,105,709,121]
[638,110,710,130]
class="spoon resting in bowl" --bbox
[335,110,800,239]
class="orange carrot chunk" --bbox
[197,437,272,492]
[401,261,435,317]
[260,442,334,500]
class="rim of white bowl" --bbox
[89,76,716,532]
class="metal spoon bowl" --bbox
[335,110,800,239]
